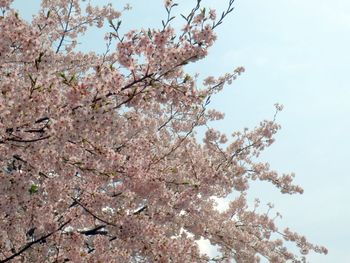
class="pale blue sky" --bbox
[12,0,350,262]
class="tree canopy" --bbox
[0,0,327,262]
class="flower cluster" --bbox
[0,1,326,262]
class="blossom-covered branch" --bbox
[0,0,327,262]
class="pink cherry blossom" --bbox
[0,1,327,262]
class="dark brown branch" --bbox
[71,197,119,227]
[55,0,73,53]
[6,135,50,143]
[179,0,202,39]
[157,109,178,131]
[212,0,235,29]
[78,225,107,236]
[35,116,50,123]
[0,220,71,263]
[151,97,210,167]
[120,73,154,91]
[133,205,148,215]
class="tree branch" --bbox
[55,0,73,53]
[0,220,71,263]
[6,135,50,143]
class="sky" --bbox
[12,0,350,262]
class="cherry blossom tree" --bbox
[0,0,327,262]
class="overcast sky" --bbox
[13,0,350,262]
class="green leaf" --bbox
[69,74,77,83]
[184,74,191,83]
[170,167,178,173]
[47,83,53,92]
[29,184,39,194]
[57,72,67,80]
